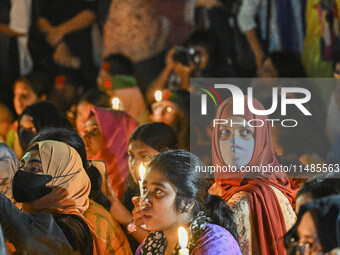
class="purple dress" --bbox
[135,224,242,255]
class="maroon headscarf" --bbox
[213,97,296,255]
[88,108,139,200]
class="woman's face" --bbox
[18,114,38,150]
[84,115,104,158]
[13,81,40,116]
[76,101,95,137]
[19,149,43,174]
[297,211,322,254]
[218,116,255,169]
[19,114,36,133]
[150,101,177,127]
[141,168,190,232]
[128,140,158,183]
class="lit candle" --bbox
[139,163,147,230]
[178,227,189,255]
[154,90,162,102]
[139,163,146,195]
[111,97,120,110]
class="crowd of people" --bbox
[0,0,340,254]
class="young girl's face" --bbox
[141,168,189,232]
[84,115,105,158]
[13,81,39,116]
[128,140,158,183]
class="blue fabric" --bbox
[276,0,299,52]
[135,224,241,255]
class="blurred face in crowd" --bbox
[0,104,13,141]
[83,115,104,158]
[128,140,158,183]
[76,101,95,137]
[18,114,37,151]
[97,67,112,91]
[218,116,255,169]
[13,81,44,116]
[334,63,340,79]
[140,167,190,232]
[150,101,177,127]
[258,58,278,78]
[19,114,36,134]
[296,211,322,254]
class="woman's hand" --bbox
[165,47,177,71]
[173,62,195,90]
[46,26,66,47]
[132,196,145,227]
[106,177,118,203]
[53,43,80,69]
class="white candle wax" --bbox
[178,227,189,255]
[179,248,189,255]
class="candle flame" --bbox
[112,97,120,110]
[139,163,146,181]
[154,90,162,102]
[178,227,188,249]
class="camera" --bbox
[172,47,202,67]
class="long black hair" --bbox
[129,122,178,151]
[148,150,238,242]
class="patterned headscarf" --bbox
[212,97,296,255]
[22,140,104,255]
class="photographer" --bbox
[146,29,235,104]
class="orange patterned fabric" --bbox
[84,200,132,255]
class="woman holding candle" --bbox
[209,97,297,255]
[106,122,178,252]
[134,150,242,255]
[150,89,190,150]
[84,107,139,200]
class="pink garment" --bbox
[155,0,196,46]
[88,108,139,200]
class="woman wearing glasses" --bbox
[285,194,340,255]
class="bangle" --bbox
[127,221,137,233]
